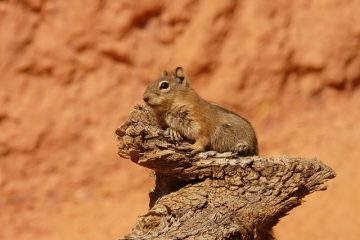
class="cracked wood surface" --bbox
[116,105,336,240]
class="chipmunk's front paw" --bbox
[171,128,183,142]
[165,128,183,143]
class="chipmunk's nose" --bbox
[143,95,150,103]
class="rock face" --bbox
[0,1,359,240]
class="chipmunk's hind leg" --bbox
[176,136,208,156]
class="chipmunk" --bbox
[143,67,258,156]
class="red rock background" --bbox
[1,0,360,239]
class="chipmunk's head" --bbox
[143,67,190,112]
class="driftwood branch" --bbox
[116,105,336,240]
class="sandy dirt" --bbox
[1,0,360,239]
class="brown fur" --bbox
[143,67,258,156]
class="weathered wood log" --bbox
[116,105,336,240]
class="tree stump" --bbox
[116,105,336,240]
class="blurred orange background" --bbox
[1,0,360,239]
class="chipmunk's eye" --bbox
[159,81,170,90]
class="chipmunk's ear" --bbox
[175,67,187,85]
[162,70,169,77]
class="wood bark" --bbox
[116,105,336,240]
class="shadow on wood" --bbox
[116,105,335,240]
